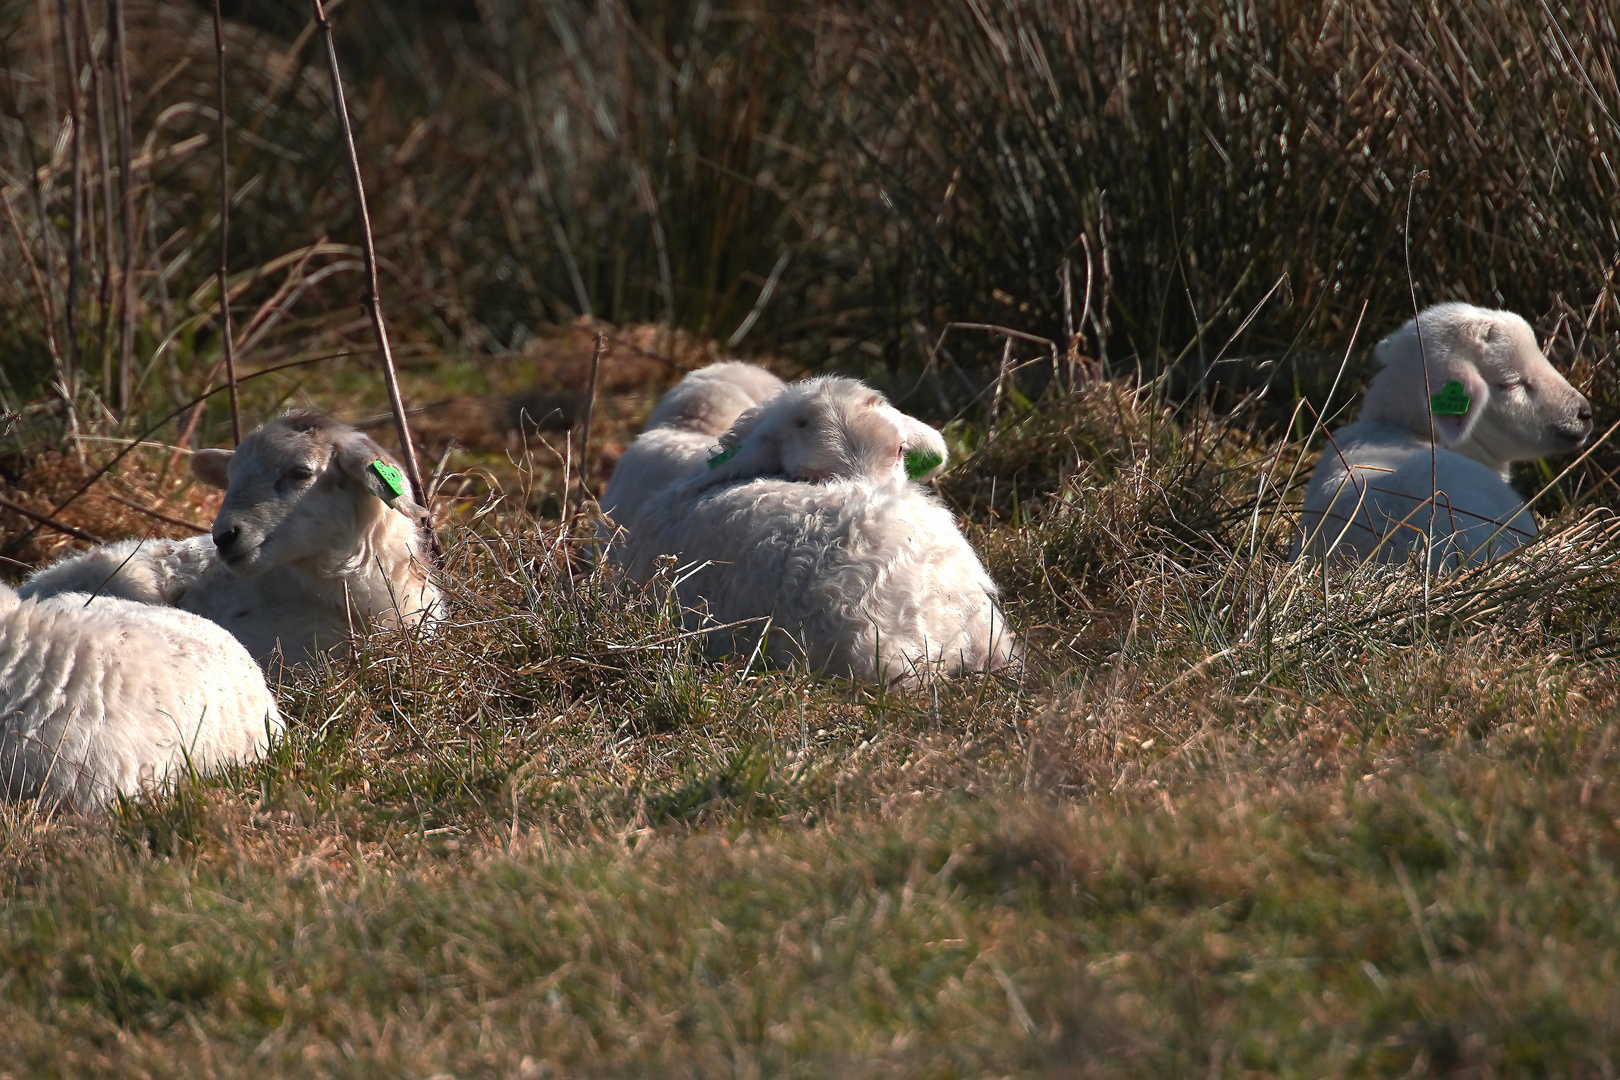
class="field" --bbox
[5,0,1620,1075]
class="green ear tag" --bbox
[904,448,944,480]
[368,459,408,505]
[707,447,738,470]
[1430,380,1472,416]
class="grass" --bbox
[5,0,1620,1074]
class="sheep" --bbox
[600,366,951,541]
[599,361,788,537]
[1296,302,1593,571]
[19,410,440,668]
[0,583,282,810]
[619,376,1015,684]
[698,375,950,488]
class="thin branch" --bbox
[56,0,84,389]
[5,350,364,552]
[310,0,426,508]
[0,496,101,544]
[84,0,115,394]
[211,0,240,445]
[99,491,207,533]
[578,331,606,505]
[108,0,136,415]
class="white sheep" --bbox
[701,375,950,487]
[599,361,787,538]
[19,410,440,668]
[600,365,951,540]
[1296,302,1593,571]
[619,377,1015,684]
[0,583,282,810]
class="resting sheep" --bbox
[0,583,281,810]
[20,410,440,668]
[1296,302,1593,571]
[619,376,1015,684]
[600,361,787,538]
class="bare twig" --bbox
[108,0,136,414]
[6,351,363,553]
[99,491,207,533]
[56,0,84,387]
[0,496,101,544]
[211,0,240,445]
[85,0,115,394]
[310,0,425,509]
[578,331,606,504]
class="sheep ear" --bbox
[700,429,782,487]
[333,431,426,515]
[880,406,948,480]
[1429,368,1488,446]
[190,448,233,489]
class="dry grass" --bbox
[6,0,1620,1075]
[7,372,1620,1074]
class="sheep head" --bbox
[701,377,947,487]
[1362,302,1593,471]
[192,411,425,576]
[646,361,787,436]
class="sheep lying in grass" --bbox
[20,411,440,668]
[1297,302,1593,571]
[620,377,1014,684]
[601,364,951,538]
[0,584,281,810]
[600,361,787,537]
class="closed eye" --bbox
[285,465,316,483]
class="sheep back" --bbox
[601,361,786,538]
[628,477,1018,683]
[18,535,213,605]
[1297,420,1536,570]
[0,586,282,809]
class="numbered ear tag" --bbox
[1430,380,1472,416]
[369,460,408,505]
[904,448,944,480]
[707,447,739,470]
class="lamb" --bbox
[619,376,1015,685]
[1296,302,1593,571]
[701,375,951,488]
[600,364,952,537]
[599,361,788,537]
[0,583,282,810]
[19,410,440,668]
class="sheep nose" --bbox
[1578,398,1594,423]
[213,523,242,555]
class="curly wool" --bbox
[600,361,786,540]
[0,584,281,810]
[626,474,1018,684]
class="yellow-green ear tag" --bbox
[707,447,738,470]
[904,448,944,479]
[1430,380,1471,416]
[369,460,407,504]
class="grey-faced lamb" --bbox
[19,410,440,668]
[618,376,1015,684]
[0,583,281,810]
[1296,302,1593,571]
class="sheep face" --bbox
[704,377,945,486]
[1364,303,1593,468]
[192,411,419,576]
